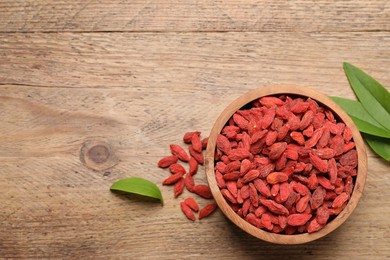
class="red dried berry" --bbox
[266,172,288,184]
[183,131,201,144]
[158,155,179,168]
[287,213,312,226]
[174,177,185,197]
[193,185,213,199]
[170,144,190,162]
[185,173,195,192]
[191,132,202,153]
[184,197,199,212]
[199,203,218,219]
[180,202,195,221]
[169,163,186,175]
[162,173,183,185]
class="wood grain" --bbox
[1,32,390,90]
[0,1,390,259]
[0,0,389,32]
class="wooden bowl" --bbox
[205,84,367,244]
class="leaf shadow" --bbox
[110,190,163,206]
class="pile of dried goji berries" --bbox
[158,132,218,221]
[214,95,358,234]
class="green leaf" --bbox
[349,116,390,138]
[364,134,390,161]
[343,62,390,114]
[343,62,390,130]
[330,96,390,138]
[110,177,163,204]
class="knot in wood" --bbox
[88,144,110,164]
[80,140,118,171]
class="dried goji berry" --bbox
[290,131,305,146]
[343,126,353,143]
[221,189,237,204]
[228,148,252,161]
[185,173,195,192]
[225,160,241,173]
[193,185,213,199]
[287,213,312,226]
[340,150,358,168]
[266,172,289,184]
[275,152,287,171]
[241,169,260,183]
[183,131,201,144]
[300,110,314,130]
[199,203,218,219]
[260,199,289,215]
[303,124,314,137]
[271,183,280,197]
[233,113,249,130]
[188,157,198,175]
[268,142,287,160]
[262,106,276,129]
[293,182,310,196]
[307,218,323,233]
[162,173,184,185]
[216,134,231,155]
[314,148,336,159]
[184,197,199,212]
[308,173,318,190]
[291,101,310,114]
[310,186,326,210]
[258,163,275,178]
[188,145,204,165]
[261,212,274,231]
[309,153,328,173]
[327,158,338,184]
[180,202,195,221]
[296,195,310,213]
[239,159,252,176]
[316,206,329,225]
[170,144,190,162]
[223,171,241,181]
[246,213,263,228]
[249,183,259,207]
[279,182,290,202]
[226,181,238,198]
[191,132,202,153]
[332,192,349,208]
[242,199,251,216]
[174,177,185,197]
[169,163,186,175]
[158,155,178,168]
[317,176,334,190]
[260,96,284,107]
[305,127,324,148]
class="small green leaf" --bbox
[364,134,390,161]
[110,177,163,204]
[343,62,390,130]
[330,96,390,138]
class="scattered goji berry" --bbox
[184,197,199,212]
[158,155,179,168]
[180,202,195,221]
[199,203,218,219]
[170,144,190,162]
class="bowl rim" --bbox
[205,84,368,244]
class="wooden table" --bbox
[1,1,389,259]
